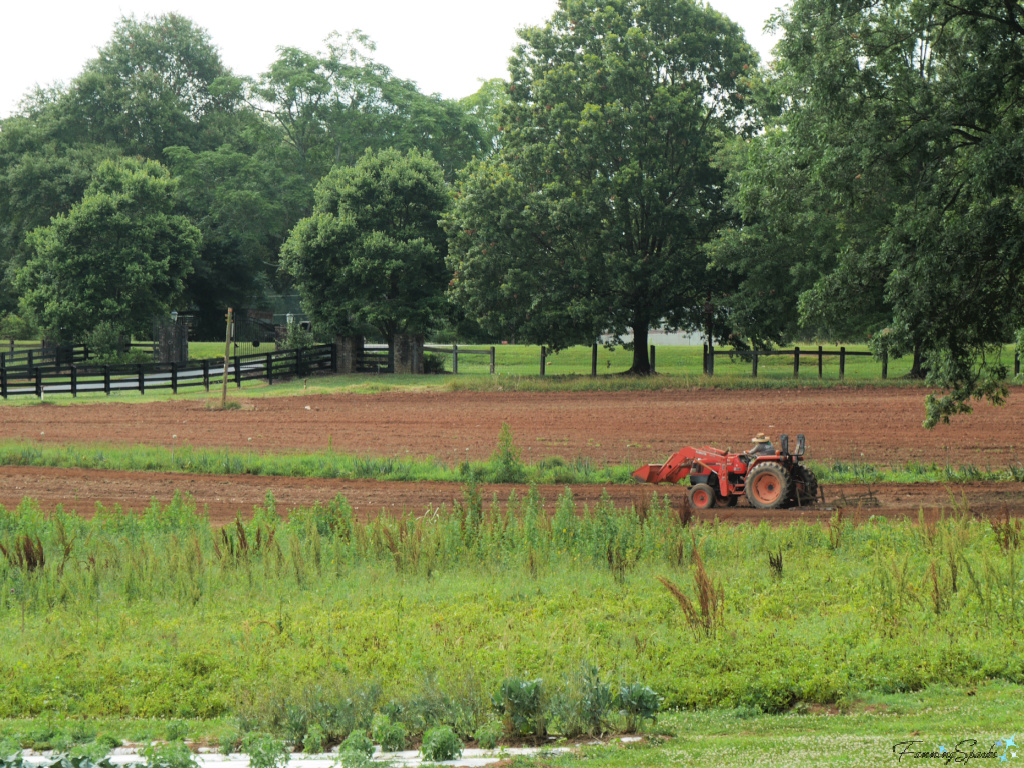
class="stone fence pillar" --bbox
[393,334,424,374]
[335,335,363,374]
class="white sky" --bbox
[1,0,784,119]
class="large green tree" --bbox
[444,0,758,373]
[16,158,201,342]
[280,148,450,345]
[715,0,1024,424]
[253,34,487,184]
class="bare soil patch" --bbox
[2,387,1023,523]
[2,387,1022,467]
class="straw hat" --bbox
[751,433,770,443]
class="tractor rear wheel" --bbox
[688,483,717,510]
[745,462,793,510]
[790,465,820,506]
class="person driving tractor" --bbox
[747,433,775,458]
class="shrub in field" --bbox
[617,684,662,733]
[371,714,407,752]
[302,723,326,754]
[550,664,614,737]
[490,423,526,483]
[241,733,290,768]
[420,726,463,761]
[492,678,546,738]
[141,741,198,768]
[473,719,503,750]
[338,731,374,758]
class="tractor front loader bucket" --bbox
[632,464,664,483]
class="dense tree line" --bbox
[1,1,1020,421]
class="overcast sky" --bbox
[1,0,784,119]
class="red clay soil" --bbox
[2,386,1023,466]
[1,387,1023,524]
[0,466,1021,526]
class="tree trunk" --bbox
[630,325,651,374]
[909,339,926,379]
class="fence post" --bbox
[650,345,656,374]
[882,349,888,380]
[794,346,800,378]
[104,365,111,396]
[330,343,337,373]
[1015,350,1020,378]
[0,365,6,399]
[203,359,210,392]
[35,368,42,398]
[818,345,823,379]
[839,347,846,380]
[708,342,715,375]
[702,343,708,375]
[171,361,178,394]
[138,364,145,394]
[266,353,273,385]
[71,365,77,397]
[540,346,547,375]
[234,355,242,387]
[752,351,759,378]
[489,346,496,374]
[591,342,598,376]
[453,344,459,375]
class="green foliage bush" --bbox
[492,678,546,738]
[141,741,198,768]
[617,684,661,733]
[338,731,374,758]
[240,733,289,768]
[371,714,406,752]
[420,726,462,761]
[301,723,326,754]
[472,719,503,750]
[550,664,614,737]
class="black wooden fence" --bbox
[0,344,335,399]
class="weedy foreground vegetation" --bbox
[1,486,1023,755]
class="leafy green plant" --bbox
[492,678,546,737]
[420,726,463,761]
[490,422,526,483]
[550,664,614,737]
[371,714,406,752]
[141,741,199,768]
[241,733,289,768]
[302,723,326,754]
[473,719,503,750]
[617,684,662,733]
[338,731,374,758]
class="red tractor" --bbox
[632,434,819,510]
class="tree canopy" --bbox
[280,148,450,343]
[16,158,200,342]
[444,0,758,372]
[714,0,1024,424]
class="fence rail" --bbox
[425,344,495,375]
[0,344,334,399]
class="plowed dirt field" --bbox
[1,386,1022,523]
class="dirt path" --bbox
[2,387,1022,468]
[2,466,1021,524]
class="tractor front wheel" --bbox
[745,462,793,510]
[688,483,717,510]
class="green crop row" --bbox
[0,434,1022,486]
